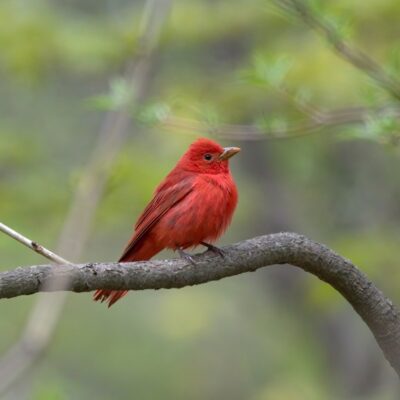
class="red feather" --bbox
[94,138,239,307]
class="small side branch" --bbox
[0,222,70,265]
[1,233,400,378]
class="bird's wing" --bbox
[119,178,194,261]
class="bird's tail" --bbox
[93,288,128,307]
[93,237,161,307]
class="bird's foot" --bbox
[178,248,196,265]
[201,242,225,258]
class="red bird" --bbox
[93,138,240,307]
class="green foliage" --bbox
[364,114,400,144]
[241,55,293,89]
[323,14,354,41]
[136,102,171,125]
[340,113,400,145]
[87,77,132,111]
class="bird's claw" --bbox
[201,242,225,258]
[178,248,196,265]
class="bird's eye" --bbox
[203,153,212,161]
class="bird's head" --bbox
[178,138,240,174]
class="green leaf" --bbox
[323,13,354,42]
[136,102,171,125]
[344,113,400,145]
[85,77,132,111]
[241,55,293,89]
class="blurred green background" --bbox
[1,0,400,398]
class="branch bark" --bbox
[2,233,400,377]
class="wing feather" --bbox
[119,178,194,261]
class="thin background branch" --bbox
[0,0,172,396]
[149,0,400,142]
[154,104,400,141]
[273,0,400,100]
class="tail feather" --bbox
[93,289,128,307]
[93,236,162,307]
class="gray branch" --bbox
[2,233,400,377]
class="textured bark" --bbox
[1,232,400,377]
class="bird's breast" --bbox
[154,173,238,249]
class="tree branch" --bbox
[2,233,400,377]
[274,0,400,100]
[0,222,70,265]
[156,104,400,141]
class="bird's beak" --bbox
[218,147,241,161]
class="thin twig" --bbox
[276,85,325,122]
[0,222,70,265]
[155,104,400,140]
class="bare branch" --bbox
[0,222,70,265]
[156,104,400,140]
[274,0,400,100]
[1,233,400,377]
[275,85,325,122]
